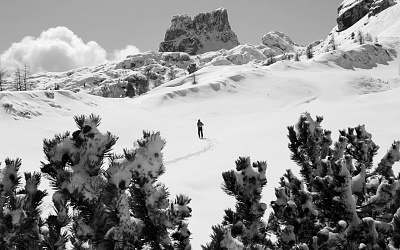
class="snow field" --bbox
[1,52,400,248]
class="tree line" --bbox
[0,63,32,91]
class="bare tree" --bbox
[22,64,30,91]
[14,66,22,91]
[0,62,7,91]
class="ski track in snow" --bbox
[164,138,217,165]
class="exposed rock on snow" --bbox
[317,43,396,70]
[368,0,396,17]
[159,8,240,55]
[116,51,191,70]
[337,0,396,31]
[337,0,372,32]
[116,51,162,70]
[261,31,300,55]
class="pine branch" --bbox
[221,170,240,197]
[74,115,86,130]
[201,225,225,250]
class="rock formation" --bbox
[368,0,396,17]
[337,0,395,31]
[261,31,300,55]
[159,8,240,55]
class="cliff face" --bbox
[337,0,395,31]
[159,8,240,55]
[369,0,396,16]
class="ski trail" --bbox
[164,138,217,165]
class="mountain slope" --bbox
[2,48,400,248]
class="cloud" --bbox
[109,45,141,61]
[0,26,108,73]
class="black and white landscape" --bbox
[1,0,400,249]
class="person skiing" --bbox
[197,119,204,139]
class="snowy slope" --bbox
[2,49,400,248]
[315,0,400,54]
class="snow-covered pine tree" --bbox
[267,112,400,249]
[40,114,192,249]
[40,114,117,249]
[109,130,192,250]
[0,158,47,249]
[202,157,272,250]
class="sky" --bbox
[0,0,343,73]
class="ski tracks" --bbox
[164,138,218,166]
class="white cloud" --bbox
[0,26,108,73]
[109,45,141,61]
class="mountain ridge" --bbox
[1,2,400,101]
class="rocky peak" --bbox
[192,8,232,32]
[337,0,396,31]
[159,8,240,55]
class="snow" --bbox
[2,5,400,247]
[351,164,366,193]
[1,52,400,247]
[220,227,244,250]
[1,47,400,247]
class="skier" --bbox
[197,119,204,139]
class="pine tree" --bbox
[40,114,192,249]
[267,112,400,249]
[202,157,272,250]
[144,67,153,89]
[364,33,373,43]
[136,78,149,95]
[305,45,313,59]
[126,82,135,98]
[187,63,198,84]
[168,66,175,81]
[294,52,300,62]
[357,31,364,45]
[264,53,276,66]
[330,34,337,51]
[187,63,198,75]
[0,158,47,249]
